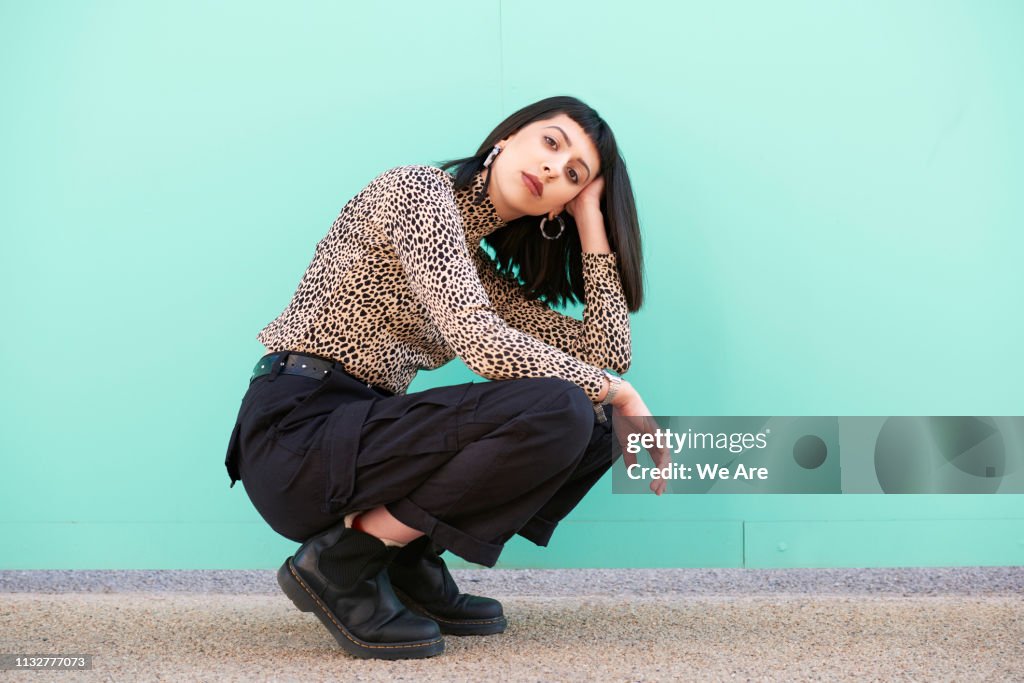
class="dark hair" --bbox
[438,95,644,312]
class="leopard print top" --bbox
[256,164,631,404]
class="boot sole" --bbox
[277,558,445,659]
[392,586,508,636]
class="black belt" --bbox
[250,351,393,396]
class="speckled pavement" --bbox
[2,568,1022,681]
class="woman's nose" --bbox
[543,160,566,179]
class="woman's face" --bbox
[487,113,602,223]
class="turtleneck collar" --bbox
[452,166,509,243]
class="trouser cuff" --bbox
[517,514,558,547]
[385,498,504,568]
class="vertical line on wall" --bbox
[742,521,747,567]
[497,0,504,113]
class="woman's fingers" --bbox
[650,446,672,495]
[567,176,606,218]
[612,405,673,496]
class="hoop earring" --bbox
[482,145,501,168]
[539,214,565,240]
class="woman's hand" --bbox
[608,380,673,495]
[566,176,610,252]
[565,175,605,218]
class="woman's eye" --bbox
[543,135,578,183]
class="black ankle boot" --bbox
[387,536,507,636]
[277,521,445,659]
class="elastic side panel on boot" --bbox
[318,532,389,587]
[390,535,430,568]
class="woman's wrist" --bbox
[596,372,628,406]
[601,372,622,406]
[576,209,611,253]
[575,205,603,228]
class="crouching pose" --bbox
[224,95,662,659]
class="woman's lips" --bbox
[522,172,542,197]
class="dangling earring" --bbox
[539,214,565,240]
[475,145,502,206]
[482,145,501,168]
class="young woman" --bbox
[224,95,664,660]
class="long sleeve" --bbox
[474,246,631,374]
[377,166,609,402]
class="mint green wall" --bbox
[2,1,1022,569]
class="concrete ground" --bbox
[1,567,1022,681]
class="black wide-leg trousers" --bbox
[225,352,621,567]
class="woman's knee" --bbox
[533,377,595,455]
[478,376,596,459]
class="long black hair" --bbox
[438,95,644,312]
